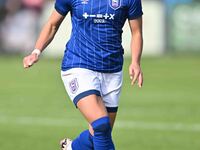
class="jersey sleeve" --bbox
[55,0,71,16]
[128,0,143,20]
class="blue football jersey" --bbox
[55,0,143,73]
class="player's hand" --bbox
[129,63,143,88]
[23,53,39,68]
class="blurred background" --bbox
[0,0,200,150]
[0,0,200,55]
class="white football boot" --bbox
[60,138,72,150]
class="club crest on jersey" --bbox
[81,0,89,4]
[109,0,121,10]
[69,78,79,94]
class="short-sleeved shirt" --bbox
[55,0,143,73]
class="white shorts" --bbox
[61,68,123,112]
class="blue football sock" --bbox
[92,116,115,150]
[72,130,94,150]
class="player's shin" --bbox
[71,130,94,150]
[92,116,115,150]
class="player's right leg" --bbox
[88,111,117,136]
[60,95,115,150]
[61,68,115,150]
[76,94,115,150]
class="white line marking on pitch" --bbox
[0,116,200,132]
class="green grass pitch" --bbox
[0,54,200,150]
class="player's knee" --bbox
[92,116,115,150]
[92,116,111,137]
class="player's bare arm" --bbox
[128,17,143,87]
[23,10,65,68]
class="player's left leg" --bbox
[108,112,117,128]
[102,71,122,129]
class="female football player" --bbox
[23,0,143,149]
